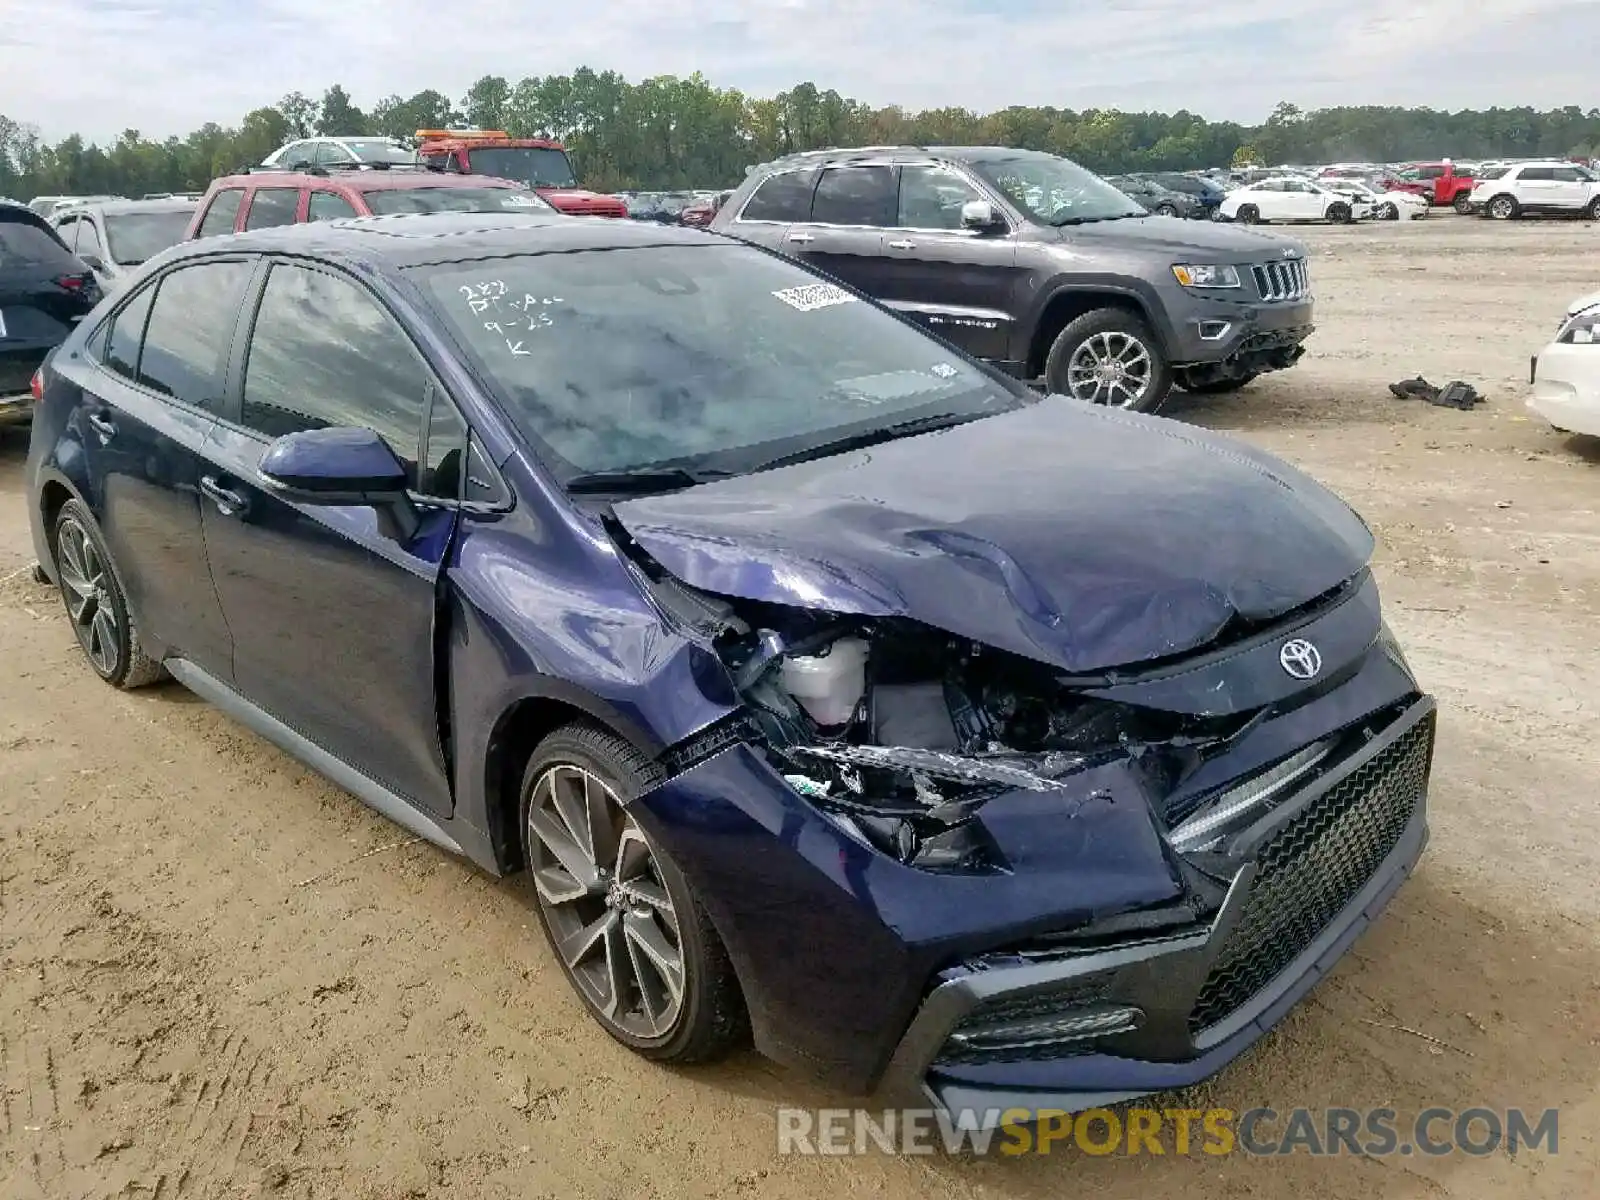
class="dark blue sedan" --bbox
[25,211,1435,1121]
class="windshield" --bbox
[417,244,1025,481]
[966,151,1145,225]
[362,187,552,216]
[104,210,193,264]
[344,140,417,165]
[468,147,578,189]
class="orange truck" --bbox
[414,130,628,218]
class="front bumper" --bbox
[1167,284,1315,380]
[1528,342,1600,436]
[881,696,1435,1121]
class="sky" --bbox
[3,0,1599,143]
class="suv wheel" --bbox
[1585,196,1600,221]
[1488,195,1519,220]
[51,501,166,689]
[520,723,747,1063]
[1046,308,1172,413]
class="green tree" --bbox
[316,85,368,136]
[277,91,319,139]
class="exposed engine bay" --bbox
[634,546,1263,873]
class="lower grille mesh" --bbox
[1188,713,1434,1033]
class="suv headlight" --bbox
[1557,309,1600,344]
[1172,264,1241,288]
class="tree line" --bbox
[4,72,1599,202]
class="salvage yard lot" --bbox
[2,214,1599,1199]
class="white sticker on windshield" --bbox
[930,363,958,378]
[772,283,856,313]
[502,194,541,207]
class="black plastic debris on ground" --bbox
[1388,376,1484,410]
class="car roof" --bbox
[208,169,527,193]
[61,198,199,217]
[167,210,724,269]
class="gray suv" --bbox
[711,146,1314,411]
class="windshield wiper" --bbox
[748,411,989,474]
[564,466,733,496]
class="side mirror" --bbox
[258,426,419,540]
[79,254,105,272]
[960,199,998,230]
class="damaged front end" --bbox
[618,523,1434,1109]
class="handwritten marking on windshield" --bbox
[459,282,563,352]
[772,283,856,312]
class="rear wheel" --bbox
[1586,196,1600,221]
[1155,203,1178,218]
[1454,194,1474,215]
[51,501,165,689]
[1045,308,1172,414]
[1326,202,1352,224]
[520,723,747,1063]
[1487,194,1519,220]
[1378,202,1399,221]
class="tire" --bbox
[1235,204,1260,224]
[1181,373,1258,395]
[1487,194,1519,220]
[50,500,166,689]
[519,722,748,1064]
[1379,202,1399,221]
[1326,202,1352,224]
[1155,203,1178,218]
[1044,307,1172,414]
[1454,194,1474,215]
[1585,196,1600,221]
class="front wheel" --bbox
[51,500,166,689]
[1454,194,1474,215]
[520,723,747,1063]
[1487,195,1519,220]
[1326,202,1352,224]
[1235,204,1261,224]
[1379,202,1399,221]
[1585,196,1600,221]
[1045,308,1173,414]
[1155,203,1178,218]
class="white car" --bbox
[1470,161,1600,220]
[1326,180,1429,221]
[1529,290,1600,436]
[262,137,418,169]
[51,198,198,295]
[1218,176,1374,224]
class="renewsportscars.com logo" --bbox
[776,1106,1560,1157]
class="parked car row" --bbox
[19,152,1436,1128]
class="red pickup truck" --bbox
[414,130,628,218]
[1383,161,1477,212]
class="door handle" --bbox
[86,411,116,439]
[199,475,247,517]
[786,232,815,244]
[887,239,916,250]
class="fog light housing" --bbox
[1198,320,1232,341]
[944,1004,1145,1055]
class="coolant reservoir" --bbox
[780,638,869,727]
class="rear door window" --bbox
[1519,167,1554,182]
[737,169,818,222]
[308,191,360,221]
[77,219,103,260]
[811,167,896,226]
[244,189,300,230]
[136,260,256,412]
[197,189,244,238]
[103,284,156,381]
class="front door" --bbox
[874,163,1021,362]
[62,258,250,679]
[197,259,462,817]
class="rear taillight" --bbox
[30,369,44,401]
[54,273,90,292]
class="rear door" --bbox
[194,188,246,238]
[719,166,818,254]
[785,165,894,292]
[55,259,250,678]
[874,163,1020,362]
[1548,166,1590,208]
[196,259,460,818]
[0,208,98,399]
[242,187,302,230]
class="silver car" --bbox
[51,198,198,294]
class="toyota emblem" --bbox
[1279,638,1323,680]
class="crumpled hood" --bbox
[614,402,1373,673]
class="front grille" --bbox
[1187,712,1433,1034]
[1250,258,1310,301]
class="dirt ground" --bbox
[3,214,1600,1199]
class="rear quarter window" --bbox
[737,169,819,222]
[0,213,76,265]
[197,189,244,238]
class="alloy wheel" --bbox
[1490,197,1515,220]
[55,516,121,676]
[525,764,685,1040]
[1065,331,1153,408]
